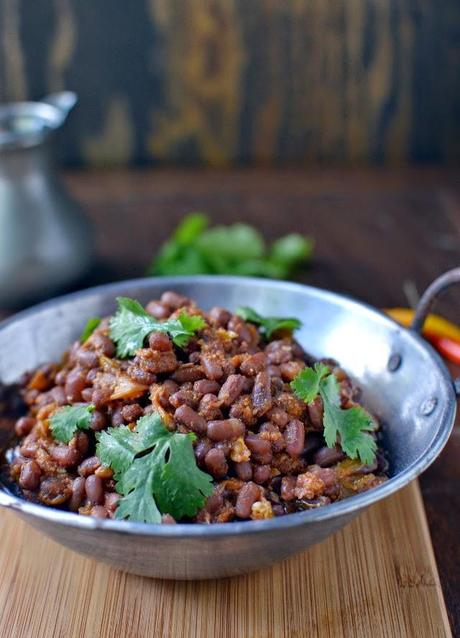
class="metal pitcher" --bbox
[0,92,92,309]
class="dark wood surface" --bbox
[1,2,459,165]
[6,167,460,632]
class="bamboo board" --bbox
[0,481,451,638]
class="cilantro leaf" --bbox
[319,374,377,465]
[290,363,329,403]
[80,317,101,343]
[148,213,313,279]
[154,434,214,519]
[237,306,302,339]
[49,404,95,444]
[291,365,377,465]
[96,412,213,523]
[115,455,161,523]
[109,297,206,357]
[268,234,314,271]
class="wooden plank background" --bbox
[0,0,459,166]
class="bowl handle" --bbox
[412,267,460,397]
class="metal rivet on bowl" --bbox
[420,397,438,416]
[387,353,402,372]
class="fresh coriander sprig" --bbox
[96,412,213,523]
[291,363,377,465]
[237,306,302,339]
[109,297,206,358]
[49,404,95,444]
[148,213,313,279]
[80,317,101,343]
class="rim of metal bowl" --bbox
[0,275,456,539]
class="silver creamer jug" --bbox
[0,92,92,309]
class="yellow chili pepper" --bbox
[384,307,460,343]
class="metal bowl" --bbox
[0,274,458,579]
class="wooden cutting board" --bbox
[0,481,451,638]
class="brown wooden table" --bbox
[13,168,460,632]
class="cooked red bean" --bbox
[78,456,101,477]
[136,349,178,375]
[148,331,172,351]
[284,419,305,457]
[235,482,261,519]
[39,477,72,506]
[19,460,41,490]
[229,395,257,427]
[161,291,191,309]
[281,476,297,501]
[75,431,90,455]
[90,410,107,432]
[205,492,224,514]
[245,434,273,464]
[207,418,245,442]
[127,365,157,386]
[92,334,115,358]
[173,364,204,384]
[104,491,120,513]
[272,504,286,517]
[169,389,196,409]
[201,354,224,381]
[253,464,271,484]
[50,385,67,405]
[234,461,253,481]
[174,404,207,434]
[228,316,254,344]
[54,369,67,385]
[15,416,35,437]
[252,371,272,416]
[85,475,104,505]
[259,422,285,452]
[265,339,294,364]
[199,393,223,420]
[193,379,220,396]
[20,432,38,458]
[218,374,246,406]
[111,407,124,427]
[64,368,87,402]
[313,445,345,467]
[146,300,170,319]
[76,349,99,369]
[204,448,228,478]
[121,403,143,423]
[280,361,305,381]
[69,476,86,512]
[194,438,212,464]
[240,352,267,376]
[91,387,112,409]
[50,444,82,467]
[209,307,231,327]
[307,396,324,430]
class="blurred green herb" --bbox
[148,213,313,279]
[80,317,101,343]
[237,306,302,339]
